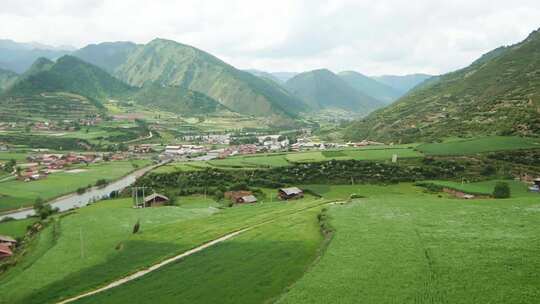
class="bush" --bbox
[349,193,365,199]
[493,182,510,198]
[95,179,109,188]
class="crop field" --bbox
[279,184,540,303]
[0,160,150,212]
[0,218,36,238]
[76,207,325,304]
[286,148,422,163]
[0,193,327,304]
[0,151,29,161]
[417,136,540,155]
[425,179,538,197]
[156,147,422,174]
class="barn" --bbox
[142,193,170,207]
[278,187,304,200]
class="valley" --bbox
[0,15,539,304]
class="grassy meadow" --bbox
[417,136,540,155]
[0,160,150,212]
[278,184,540,303]
[0,194,328,304]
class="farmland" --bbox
[279,185,540,303]
[0,160,150,212]
[417,136,540,155]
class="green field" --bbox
[0,218,36,238]
[425,179,538,197]
[286,148,422,163]
[76,207,324,304]
[417,136,540,155]
[0,193,327,304]
[0,160,150,212]
[279,184,540,303]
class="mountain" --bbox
[132,84,228,115]
[372,74,432,94]
[114,38,307,119]
[285,69,384,114]
[0,39,72,73]
[0,56,132,121]
[338,71,402,104]
[245,69,281,84]
[271,72,298,83]
[0,68,17,92]
[344,29,540,143]
[73,42,138,74]
[6,55,132,99]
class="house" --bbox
[142,193,170,207]
[224,191,254,203]
[278,187,304,200]
[0,244,13,259]
[237,195,258,204]
[0,235,17,248]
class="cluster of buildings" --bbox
[164,145,207,157]
[217,144,258,158]
[182,134,231,145]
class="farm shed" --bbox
[143,193,170,207]
[0,235,17,248]
[278,187,304,200]
[225,191,254,203]
[0,244,13,259]
[237,195,258,204]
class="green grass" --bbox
[0,160,150,211]
[279,185,540,303]
[286,148,422,163]
[0,152,28,161]
[425,179,537,197]
[0,194,327,304]
[417,136,540,155]
[0,218,36,238]
[76,206,325,304]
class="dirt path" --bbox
[56,198,333,304]
[57,227,251,304]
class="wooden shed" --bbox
[143,193,170,207]
[278,187,304,200]
[237,195,258,204]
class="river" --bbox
[0,162,163,221]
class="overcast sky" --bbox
[2,0,540,75]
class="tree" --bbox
[493,182,510,198]
[33,197,57,219]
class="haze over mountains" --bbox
[4,26,539,142]
[345,29,540,142]
[0,37,431,123]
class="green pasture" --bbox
[424,179,537,197]
[279,185,540,304]
[0,194,326,304]
[0,160,150,212]
[76,207,325,304]
[417,136,540,155]
[0,218,36,238]
[286,148,422,163]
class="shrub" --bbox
[349,193,365,199]
[493,182,510,198]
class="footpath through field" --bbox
[56,198,333,304]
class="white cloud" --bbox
[1,0,539,75]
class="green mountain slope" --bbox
[115,39,307,118]
[132,84,228,115]
[73,42,138,74]
[0,56,132,121]
[338,71,401,104]
[372,74,432,94]
[246,69,282,84]
[345,29,540,142]
[0,68,17,92]
[285,69,384,114]
[6,55,132,99]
